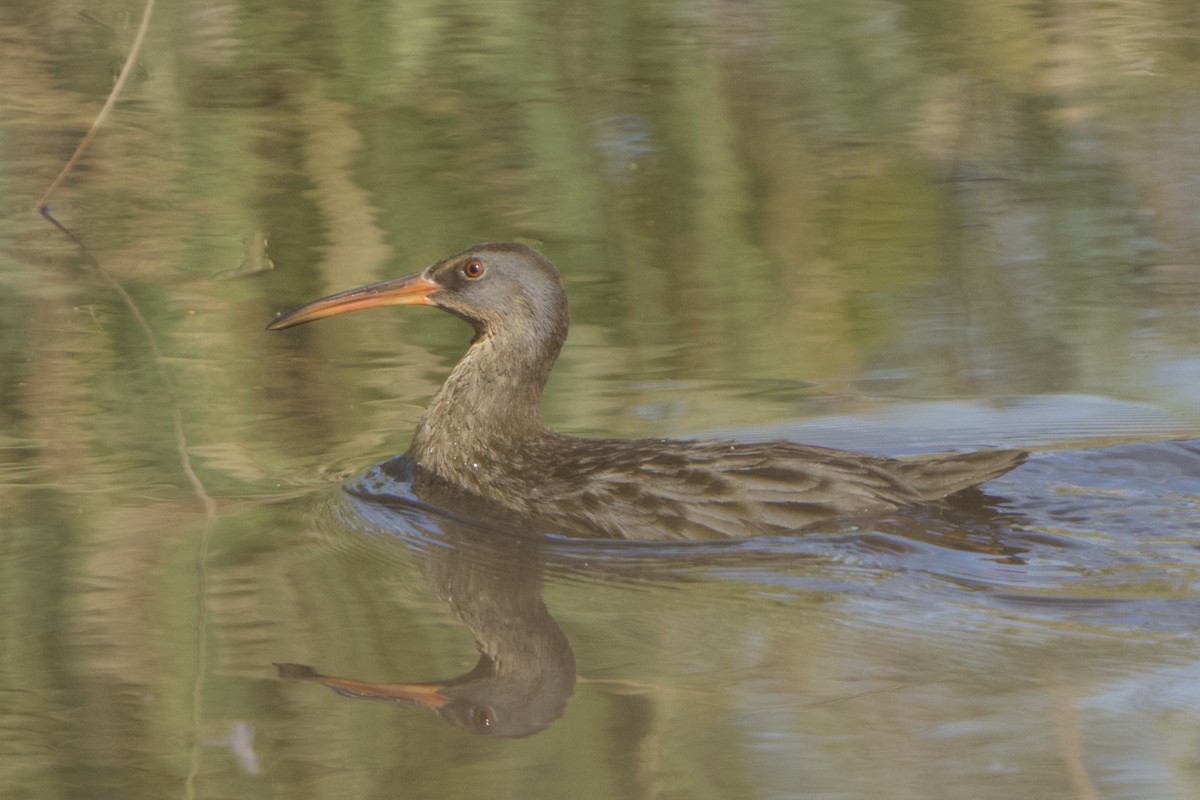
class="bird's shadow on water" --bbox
[341,454,1050,577]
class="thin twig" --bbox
[35,2,217,797]
[35,0,158,210]
[40,203,217,800]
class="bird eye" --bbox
[462,259,486,279]
[471,705,495,732]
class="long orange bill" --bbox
[266,271,440,330]
[275,663,449,709]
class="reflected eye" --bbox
[471,705,495,732]
[463,259,486,279]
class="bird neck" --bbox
[407,325,562,484]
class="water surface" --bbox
[2,1,1200,798]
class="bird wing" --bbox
[523,438,936,540]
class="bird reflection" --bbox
[276,457,575,739]
[276,456,1030,738]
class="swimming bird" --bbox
[268,243,1025,540]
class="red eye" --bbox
[463,259,485,279]
[471,705,495,732]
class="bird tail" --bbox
[896,449,1027,501]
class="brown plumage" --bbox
[268,243,1026,540]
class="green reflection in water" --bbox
[1,0,1200,797]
